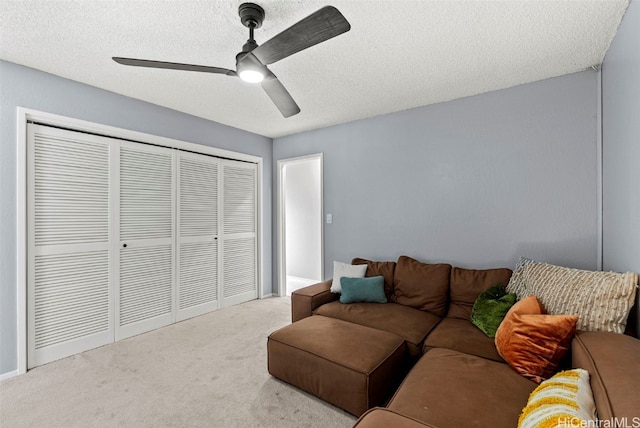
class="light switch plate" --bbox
[326,213,332,224]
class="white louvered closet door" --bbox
[27,124,113,368]
[221,160,258,307]
[176,152,220,321]
[116,142,176,340]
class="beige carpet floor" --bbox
[0,297,356,427]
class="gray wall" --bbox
[602,1,640,333]
[0,60,273,375]
[274,71,599,286]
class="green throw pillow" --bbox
[471,283,516,337]
[340,276,387,304]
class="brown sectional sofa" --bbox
[285,256,640,427]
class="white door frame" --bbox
[276,153,324,297]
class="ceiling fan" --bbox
[113,3,351,118]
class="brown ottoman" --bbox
[267,315,407,416]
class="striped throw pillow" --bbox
[518,369,596,428]
[507,258,638,334]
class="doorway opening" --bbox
[277,154,323,296]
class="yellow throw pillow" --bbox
[518,369,596,428]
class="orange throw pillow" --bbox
[495,295,578,383]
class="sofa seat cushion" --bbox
[354,408,436,428]
[448,266,513,319]
[313,301,440,359]
[423,317,503,362]
[387,348,536,428]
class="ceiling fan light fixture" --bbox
[239,68,265,83]
[236,54,266,83]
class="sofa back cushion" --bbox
[448,267,513,319]
[391,256,451,317]
[352,258,396,299]
[424,317,504,362]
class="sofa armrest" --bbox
[572,330,640,420]
[291,279,338,322]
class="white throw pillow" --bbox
[331,261,367,293]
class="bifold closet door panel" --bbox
[27,122,259,369]
[116,142,175,340]
[221,160,258,307]
[27,124,113,369]
[176,153,220,321]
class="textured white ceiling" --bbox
[0,0,629,138]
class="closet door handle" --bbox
[122,243,127,248]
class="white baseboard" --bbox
[261,293,274,299]
[0,370,18,381]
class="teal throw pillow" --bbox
[471,283,516,337]
[340,276,387,304]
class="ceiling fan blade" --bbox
[261,70,300,118]
[112,57,236,76]
[252,6,350,65]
